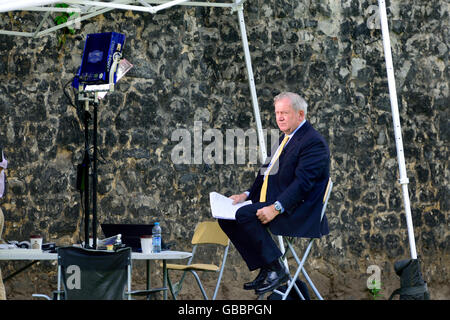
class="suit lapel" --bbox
[281,121,310,157]
[266,121,311,168]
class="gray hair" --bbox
[274,92,308,116]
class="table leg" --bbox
[163,260,167,300]
[146,260,151,290]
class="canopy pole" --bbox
[234,1,267,162]
[378,0,417,260]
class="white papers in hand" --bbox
[209,192,252,220]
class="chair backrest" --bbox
[320,178,333,221]
[191,221,229,246]
[57,246,131,300]
[0,207,4,241]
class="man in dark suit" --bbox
[218,92,330,294]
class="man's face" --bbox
[274,97,304,135]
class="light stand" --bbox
[74,44,131,249]
[77,92,101,249]
[82,100,91,249]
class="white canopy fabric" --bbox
[0,0,60,12]
[0,1,246,36]
[0,0,418,260]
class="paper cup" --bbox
[30,235,43,250]
[140,235,153,254]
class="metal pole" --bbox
[65,0,190,14]
[378,0,417,259]
[83,100,90,248]
[235,0,267,162]
[92,96,98,249]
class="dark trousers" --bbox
[218,202,282,271]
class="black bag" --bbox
[267,278,310,300]
[389,258,430,300]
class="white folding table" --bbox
[0,248,192,300]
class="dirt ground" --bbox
[2,259,448,300]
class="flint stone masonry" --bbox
[0,0,448,299]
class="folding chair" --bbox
[34,246,166,300]
[273,178,333,300]
[166,221,230,300]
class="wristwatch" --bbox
[274,201,283,214]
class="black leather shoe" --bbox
[243,268,268,290]
[254,267,288,295]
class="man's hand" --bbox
[256,205,280,224]
[229,193,248,205]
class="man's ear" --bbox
[298,110,305,120]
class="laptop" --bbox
[101,223,162,252]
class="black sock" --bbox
[269,259,282,271]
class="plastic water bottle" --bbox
[152,222,162,253]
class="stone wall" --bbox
[0,0,448,299]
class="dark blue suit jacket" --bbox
[247,121,330,238]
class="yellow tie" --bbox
[259,135,289,202]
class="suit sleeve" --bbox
[277,137,329,213]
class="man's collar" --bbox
[287,119,306,138]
